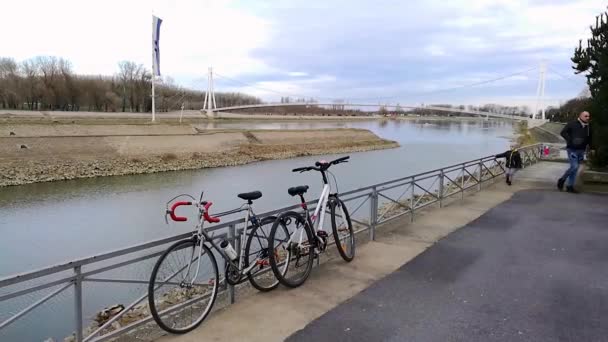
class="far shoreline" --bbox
[0,109,513,125]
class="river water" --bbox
[0,118,513,341]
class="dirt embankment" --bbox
[530,122,565,144]
[0,124,398,187]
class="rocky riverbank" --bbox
[0,125,398,187]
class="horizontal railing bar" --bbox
[80,251,165,279]
[377,179,413,192]
[378,193,411,211]
[340,192,373,203]
[377,209,412,225]
[0,233,191,288]
[83,278,169,286]
[413,198,439,211]
[1,144,542,290]
[413,183,439,199]
[0,282,72,330]
[0,275,76,302]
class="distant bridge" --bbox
[209,103,527,120]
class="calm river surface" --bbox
[0,118,513,341]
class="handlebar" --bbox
[292,166,317,173]
[203,202,221,223]
[168,201,191,222]
[293,156,350,173]
[166,201,221,223]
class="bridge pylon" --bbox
[534,61,547,120]
[202,67,217,118]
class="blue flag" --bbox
[152,15,162,76]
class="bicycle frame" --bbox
[182,201,261,286]
[291,184,334,248]
[307,183,331,234]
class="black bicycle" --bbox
[267,156,355,288]
[148,190,288,334]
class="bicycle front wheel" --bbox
[148,239,219,334]
[268,211,315,288]
[330,197,355,262]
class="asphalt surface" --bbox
[287,190,608,342]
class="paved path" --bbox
[287,189,608,342]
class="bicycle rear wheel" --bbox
[245,216,289,292]
[148,239,219,334]
[330,197,355,262]
[268,211,315,288]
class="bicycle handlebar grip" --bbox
[203,202,221,223]
[169,201,192,222]
[332,156,350,164]
[292,167,307,172]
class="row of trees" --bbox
[0,56,261,112]
[545,96,592,123]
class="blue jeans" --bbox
[562,149,585,186]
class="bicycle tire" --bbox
[268,211,315,288]
[244,216,288,292]
[330,197,355,262]
[148,239,219,334]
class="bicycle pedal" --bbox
[316,230,329,238]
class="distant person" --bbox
[495,144,522,186]
[557,111,592,193]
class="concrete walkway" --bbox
[288,166,608,341]
[160,162,580,342]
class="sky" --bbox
[2,0,605,109]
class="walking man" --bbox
[557,111,592,193]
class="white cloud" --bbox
[287,71,309,77]
[425,44,448,57]
[1,0,274,80]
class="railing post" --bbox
[439,170,444,208]
[461,164,465,200]
[74,265,83,342]
[227,224,236,304]
[369,187,378,241]
[410,177,415,223]
[477,160,483,191]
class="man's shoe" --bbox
[557,178,565,191]
[566,186,579,194]
[507,180,512,186]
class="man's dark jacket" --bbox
[561,120,592,150]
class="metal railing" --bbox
[0,144,545,342]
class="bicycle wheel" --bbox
[244,216,288,292]
[330,197,355,262]
[148,239,219,334]
[268,211,315,288]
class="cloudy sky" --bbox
[2,0,604,108]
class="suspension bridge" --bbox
[193,61,582,122]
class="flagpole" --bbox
[151,13,156,123]
[151,74,156,122]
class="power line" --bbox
[546,66,586,85]
[341,66,538,101]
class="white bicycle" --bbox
[267,156,355,288]
[147,190,287,334]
